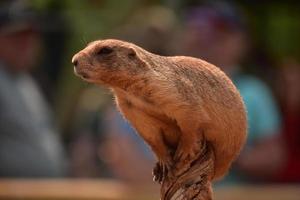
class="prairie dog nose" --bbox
[72,56,78,67]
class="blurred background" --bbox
[0,0,299,199]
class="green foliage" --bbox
[265,4,300,60]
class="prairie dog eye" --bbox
[97,46,113,55]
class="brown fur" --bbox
[72,39,247,180]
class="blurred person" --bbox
[180,2,283,182]
[102,106,155,182]
[276,59,300,182]
[31,1,70,105]
[68,86,154,181]
[0,0,66,177]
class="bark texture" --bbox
[159,140,214,200]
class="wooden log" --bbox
[159,139,215,200]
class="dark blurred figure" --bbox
[181,2,284,183]
[0,0,66,177]
[31,1,69,105]
[276,59,300,182]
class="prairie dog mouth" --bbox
[74,67,90,79]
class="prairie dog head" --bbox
[72,39,148,87]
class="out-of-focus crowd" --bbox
[0,0,299,185]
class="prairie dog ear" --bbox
[127,47,137,59]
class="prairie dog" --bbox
[72,39,247,180]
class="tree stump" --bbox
[155,139,215,200]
